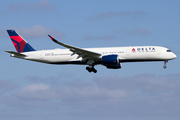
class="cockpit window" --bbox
[167,50,171,52]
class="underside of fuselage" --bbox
[40,58,165,65]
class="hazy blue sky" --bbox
[0,0,180,120]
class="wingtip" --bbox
[48,35,55,40]
[48,34,52,38]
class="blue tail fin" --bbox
[7,30,35,53]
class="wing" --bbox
[48,35,101,64]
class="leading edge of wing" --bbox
[48,35,101,59]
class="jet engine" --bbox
[101,55,121,69]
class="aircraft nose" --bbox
[172,53,177,59]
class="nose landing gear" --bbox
[163,60,168,69]
[86,66,97,73]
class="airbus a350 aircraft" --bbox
[5,30,177,73]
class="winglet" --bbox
[48,35,57,42]
[48,35,63,45]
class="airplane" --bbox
[5,29,177,73]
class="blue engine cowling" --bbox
[102,55,119,64]
[105,63,121,69]
[102,55,121,69]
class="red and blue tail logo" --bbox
[7,30,35,53]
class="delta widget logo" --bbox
[131,48,135,52]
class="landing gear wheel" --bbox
[86,67,91,72]
[163,66,167,69]
[92,68,97,73]
[163,60,168,69]
[86,66,97,73]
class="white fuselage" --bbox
[17,46,176,65]
[6,29,177,73]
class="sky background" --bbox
[0,0,180,120]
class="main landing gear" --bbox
[86,66,97,73]
[163,60,168,69]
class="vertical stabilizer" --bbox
[7,30,35,53]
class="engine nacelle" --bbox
[105,63,122,69]
[102,55,119,64]
[101,55,122,69]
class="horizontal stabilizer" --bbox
[5,50,27,57]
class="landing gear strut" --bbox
[86,66,97,73]
[163,60,168,69]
